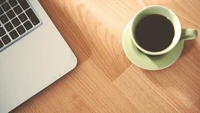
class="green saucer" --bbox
[122,21,184,70]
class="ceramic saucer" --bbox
[122,21,184,70]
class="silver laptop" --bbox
[0,0,77,112]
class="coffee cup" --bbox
[130,5,198,56]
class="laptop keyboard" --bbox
[0,0,42,51]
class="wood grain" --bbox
[11,0,200,112]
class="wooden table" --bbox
[12,0,200,112]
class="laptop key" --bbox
[12,17,20,27]
[0,27,5,36]
[24,21,32,30]
[9,0,18,7]
[5,22,13,32]
[2,35,11,45]
[19,13,27,22]
[0,14,8,24]
[17,25,25,35]
[0,7,3,16]
[18,0,29,10]
[0,40,3,48]
[7,10,15,19]
[26,9,40,25]
[14,5,22,15]
[2,2,11,12]
[0,0,6,4]
[10,30,18,39]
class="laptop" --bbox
[0,0,77,112]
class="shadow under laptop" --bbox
[38,0,133,81]
[39,0,93,64]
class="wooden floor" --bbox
[12,0,200,112]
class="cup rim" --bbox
[130,5,182,56]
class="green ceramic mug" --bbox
[130,5,198,56]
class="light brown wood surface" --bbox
[11,0,200,113]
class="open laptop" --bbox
[0,0,77,112]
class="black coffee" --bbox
[135,14,174,52]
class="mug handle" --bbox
[181,29,198,40]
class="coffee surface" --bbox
[135,14,174,52]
